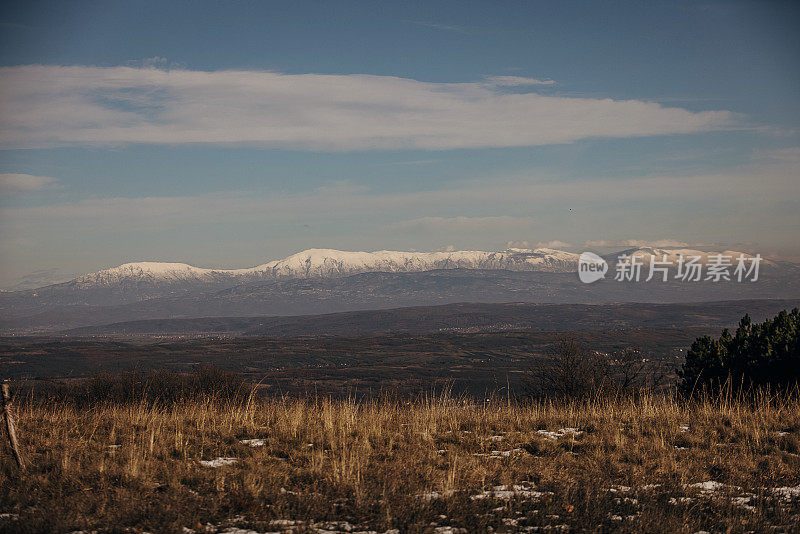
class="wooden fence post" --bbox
[2,381,25,470]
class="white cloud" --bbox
[754,147,800,163]
[0,173,59,193]
[2,158,796,229]
[484,76,556,86]
[0,65,736,151]
[583,239,703,248]
[507,240,573,249]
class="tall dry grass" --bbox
[1,389,799,533]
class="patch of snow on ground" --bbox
[199,457,238,468]
[470,483,551,501]
[536,428,583,440]
[239,439,267,447]
[772,485,800,501]
[732,495,756,512]
[473,448,525,458]
[688,481,729,493]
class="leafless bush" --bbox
[528,337,657,400]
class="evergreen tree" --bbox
[679,308,800,394]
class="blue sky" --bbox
[0,0,798,287]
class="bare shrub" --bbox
[528,337,656,400]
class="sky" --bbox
[0,0,798,288]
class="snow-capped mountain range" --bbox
[11,246,775,291]
[71,246,773,287]
[1,247,796,333]
[74,247,583,287]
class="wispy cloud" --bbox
[0,65,736,151]
[507,240,573,250]
[583,239,704,248]
[2,160,796,229]
[484,76,555,87]
[753,147,800,163]
[0,173,59,193]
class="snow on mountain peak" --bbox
[76,262,216,286]
[72,247,583,286]
[67,246,779,288]
[14,246,789,293]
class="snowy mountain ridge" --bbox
[75,247,582,286]
[71,246,779,288]
[3,247,797,333]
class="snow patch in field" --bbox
[199,457,238,468]
[640,484,662,491]
[470,483,551,501]
[473,448,525,458]
[608,514,638,521]
[772,485,800,501]
[239,439,267,447]
[688,481,731,493]
[732,495,756,512]
[536,428,583,440]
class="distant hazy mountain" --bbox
[2,248,580,312]
[64,300,800,337]
[1,247,796,333]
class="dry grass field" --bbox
[1,390,800,533]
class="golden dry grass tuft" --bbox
[1,390,799,533]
